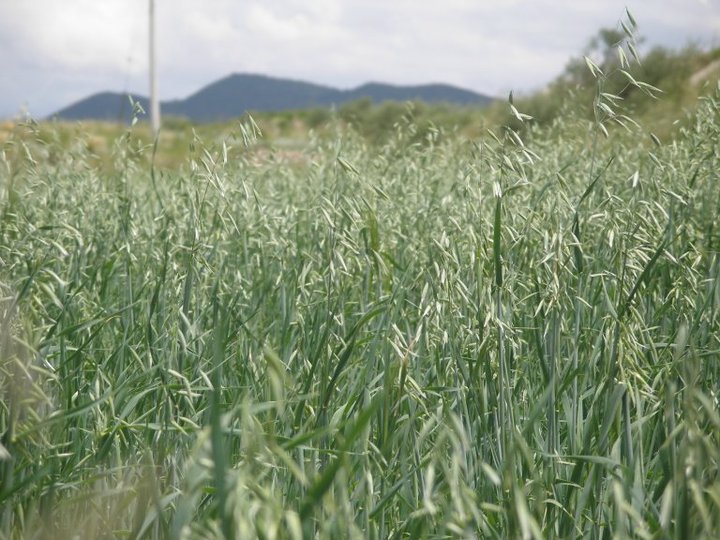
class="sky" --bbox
[0,0,718,119]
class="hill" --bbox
[52,92,150,122]
[51,73,495,123]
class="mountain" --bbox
[51,73,495,123]
[53,92,150,122]
[161,74,343,122]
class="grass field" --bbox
[2,56,720,539]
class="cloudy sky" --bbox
[1,0,718,119]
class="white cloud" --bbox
[0,1,146,72]
[245,4,310,41]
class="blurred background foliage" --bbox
[2,28,718,170]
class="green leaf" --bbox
[493,196,503,289]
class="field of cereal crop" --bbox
[1,31,720,540]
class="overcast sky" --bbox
[1,0,718,119]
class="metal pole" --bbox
[149,0,161,135]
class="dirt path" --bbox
[690,58,720,86]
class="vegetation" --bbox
[1,15,720,539]
[492,29,720,140]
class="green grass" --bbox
[2,57,720,540]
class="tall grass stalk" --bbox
[1,53,719,540]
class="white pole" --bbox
[149,0,161,135]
